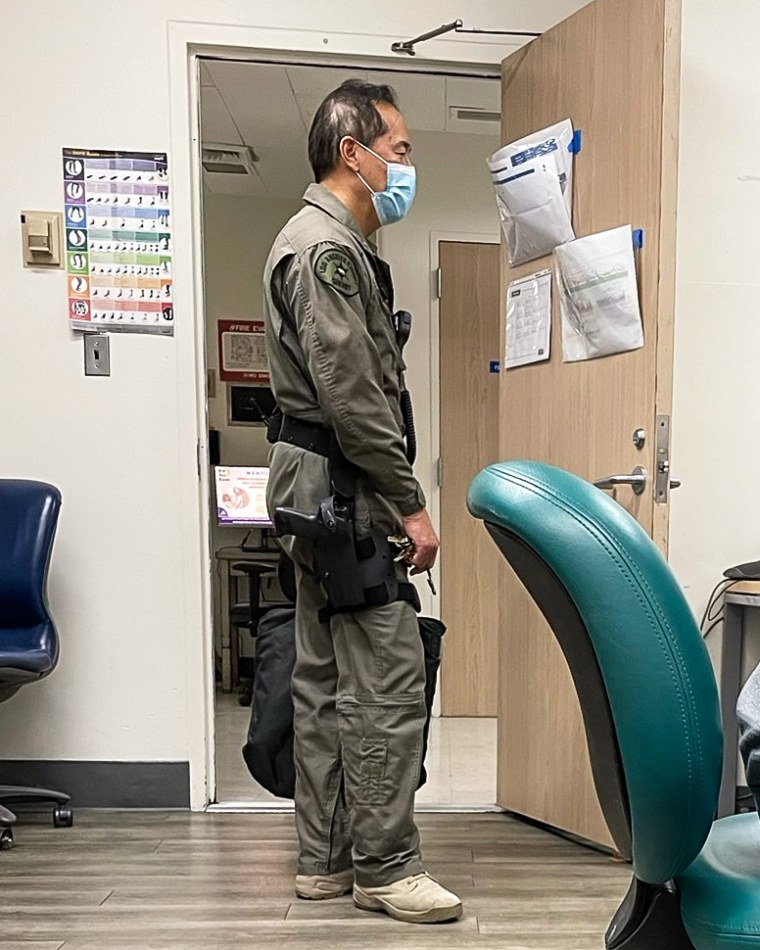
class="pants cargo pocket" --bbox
[357,736,388,805]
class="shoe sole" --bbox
[354,893,463,924]
[296,885,353,900]
[295,877,354,901]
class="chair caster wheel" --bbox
[0,827,13,850]
[53,806,74,828]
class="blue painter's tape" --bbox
[568,129,583,154]
[633,228,644,249]
[489,360,500,374]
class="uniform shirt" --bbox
[263,183,426,527]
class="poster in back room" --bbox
[217,320,270,384]
[63,148,173,335]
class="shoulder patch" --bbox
[314,248,360,297]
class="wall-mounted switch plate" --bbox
[84,334,110,376]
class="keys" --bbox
[388,534,414,563]
[388,535,437,596]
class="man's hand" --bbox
[402,508,440,574]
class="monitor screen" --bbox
[214,466,272,527]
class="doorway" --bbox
[197,57,503,807]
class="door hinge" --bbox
[435,266,442,300]
[196,441,202,479]
[436,456,443,487]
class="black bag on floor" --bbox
[242,609,446,799]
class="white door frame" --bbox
[167,21,501,808]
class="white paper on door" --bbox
[554,225,644,363]
[488,119,576,266]
[505,270,552,370]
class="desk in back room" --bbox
[215,545,281,692]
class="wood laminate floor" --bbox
[0,811,630,949]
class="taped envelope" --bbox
[488,119,577,266]
[490,154,575,266]
[554,225,644,362]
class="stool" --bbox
[230,562,277,707]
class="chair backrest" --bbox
[468,460,722,885]
[0,480,61,649]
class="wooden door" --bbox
[497,0,681,845]
[439,241,501,717]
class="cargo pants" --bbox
[289,547,427,887]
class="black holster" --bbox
[274,498,419,623]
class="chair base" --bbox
[606,877,695,949]
[0,785,73,828]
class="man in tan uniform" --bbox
[263,79,462,924]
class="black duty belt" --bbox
[271,413,331,458]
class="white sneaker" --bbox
[354,872,463,924]
[295,868,354,900]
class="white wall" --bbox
[203,193,301,468]
[670,0,760,675]
[380,129,501,614]
[0,0,589,802]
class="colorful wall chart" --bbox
[63,148,173,335]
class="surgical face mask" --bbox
[353,140,416,227]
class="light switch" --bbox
[21,210,63,267]
[84,334,110,377]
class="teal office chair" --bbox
[468,460,758,950]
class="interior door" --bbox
[439,241,501,717]
[497,0,681,845]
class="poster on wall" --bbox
[217,320,269,383]
[63,148,173,335]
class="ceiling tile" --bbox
[446,77,501,113]
[208,62,304,151]
[286,66,370,130]
[369,71,446,133]
[199,61,215,87]
[200,87,243,145]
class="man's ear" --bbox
[339,135,361,173]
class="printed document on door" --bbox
[554,225,644,362]
[505,270,552,370]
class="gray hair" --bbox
[308,79,399,182]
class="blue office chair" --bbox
[468,460,757,950]
[0,480,72,850]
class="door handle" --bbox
[593,466,647,495]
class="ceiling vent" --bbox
[449,107,500,123]
[445,105,501,136]
[201,143,260,176]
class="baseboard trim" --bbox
[0,760,190,808]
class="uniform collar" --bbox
[303,183,372,250]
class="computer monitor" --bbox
[214,466,272,528]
